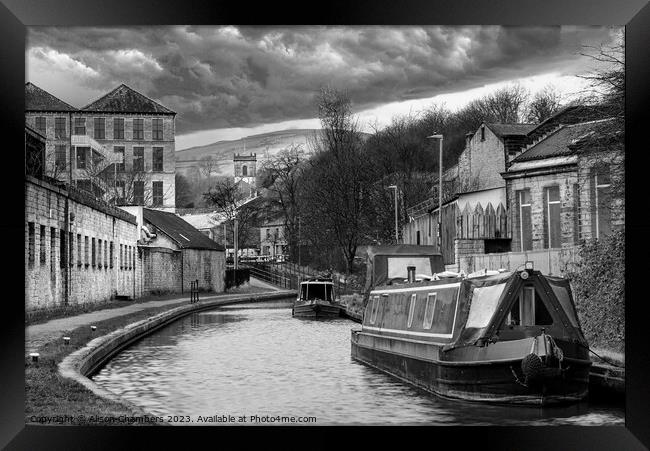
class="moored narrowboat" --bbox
[293,277,342,318]
[351,247,591,406]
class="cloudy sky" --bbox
[26,26,621,149]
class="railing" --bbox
[245,264,294,290]
[242,261,358,295]
[189,279,200,303]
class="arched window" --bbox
[242,165,248,176]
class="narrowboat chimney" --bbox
[407,266,416,283]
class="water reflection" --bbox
[92,303,624,425]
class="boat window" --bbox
[387,257,432,280]
[466,283,507,329]
[423,293,437,329]
[407,294,417,328]
[505,285,553,326]
[548,282,579,327]
[305,284,327,300]
[370,296,380,324]
[430,289,458,335]
[325,284,333,301]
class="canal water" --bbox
[92,300,624,426]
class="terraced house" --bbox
[25,82,177,211]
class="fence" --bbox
[458,246,580,276]
[456,202,508,240]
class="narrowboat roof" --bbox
[365,270,586,350]
[301,277,333,283]
[364,245,445,292]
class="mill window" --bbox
[152,181,163,206]
[94,118,105,139]
[544,185,561,248]
[152,147,164,171]
[592,166,612,239]
[35,116,46,134]
[28,222,35,267]
[518,189,532,251]
[114,146,125,171]
[114,118,124,139]
[133,118,144,140]
[152,118,163,140]
[54,117,66,139]
[74,117,86,135]
[133,147,144,172]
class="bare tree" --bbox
[199,155,216,178]
[303,86,376,273]
[203,177,262,250]
[525,86,564,123]
[259,144,306,261]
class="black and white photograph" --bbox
[16,14,637,436]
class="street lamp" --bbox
[427,134,444,249]
[387,185,399,244]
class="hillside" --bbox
[175,129,321,177]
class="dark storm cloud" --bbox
[27,25,618,134]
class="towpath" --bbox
[26,282,293,352]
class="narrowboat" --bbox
[350,246,591,405]
[292,277,342,318]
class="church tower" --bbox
[233,153,257,198]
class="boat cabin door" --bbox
[499,281,557,338]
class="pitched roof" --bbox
[525,104,612,142]
[143,208,224,250]
[486,123,536,138]
[25,82,77,112]
[81,84,175,115]
[511,118,618,163]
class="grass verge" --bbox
[26,301,203,426]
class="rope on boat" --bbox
[576,342,625,369]
[510,365,528,388]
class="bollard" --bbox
[63,336,70,345]
[29,352,39,363]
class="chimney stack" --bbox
[407,266,416,283]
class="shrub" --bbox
[564,230,625,352]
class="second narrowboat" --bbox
[292,277,342,318]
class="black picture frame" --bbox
[2,0,648,449]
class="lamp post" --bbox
[387,185,399,244]
[298,216,302,268]
[427,134,444,249]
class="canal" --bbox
[92,300,624,426]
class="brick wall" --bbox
[182,249,226,293]
[142,247,182,294]
[454,238,485,268]
[25,176,141,312]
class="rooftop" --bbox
[143,208,224,250]
[511,118,619,163]
[82,84,175,115]
[486,123,536,138]
[25,82,77,112]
